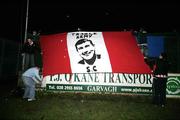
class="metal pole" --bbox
[22,0,29,71]
[24,0,29,43]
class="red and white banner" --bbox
[40,31,151,76]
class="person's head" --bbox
[32,30,37,36]
[75,39,95,60]
[35,66,41,71]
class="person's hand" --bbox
[39,81,42,85]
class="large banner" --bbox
[40,31,153,94]
[40,32,180,97]
[40,31,151,76]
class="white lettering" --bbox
[87,86,117,92]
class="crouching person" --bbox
[22,66,42,101]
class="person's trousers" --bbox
[158,78,167,105]
[22,76,36,99]
[153,78,167,105]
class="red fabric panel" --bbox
[103,31,151,74]
[40,33,71,76]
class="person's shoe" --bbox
[27,98,36,102]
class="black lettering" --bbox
[84,33,88,38]
[115,73,121,83]
[109,73,114,83]
[89,33,93,38]
[128,74,133,83]
[86,66,90,72]
[139,74,146,84]
[80,33,83,38]
[76,33,79,39]
[93,66,97,71]
[147,74,152,84]
[65,74,72,82]
[122,73,128,83]
[133,74,138,84]
[74,73,80,82]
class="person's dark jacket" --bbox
[21,42,37,54]
[153,59,169,76]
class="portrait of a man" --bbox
[75,39,101,66]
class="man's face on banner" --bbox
[76,40,95,60]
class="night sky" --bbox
[0,1,179,41]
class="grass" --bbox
[0,88,180,120]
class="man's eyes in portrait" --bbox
[78,47,83,50]
[85,45,90,48]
